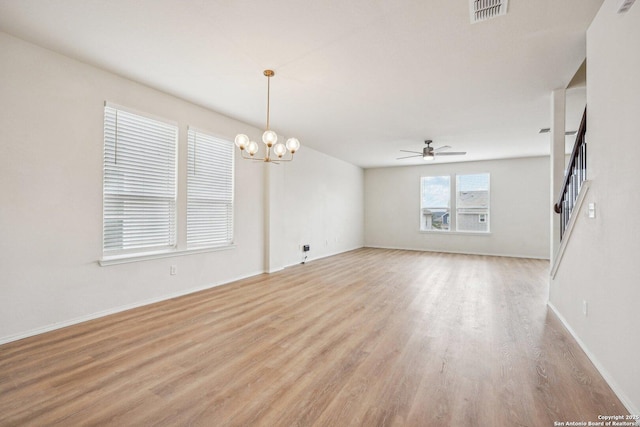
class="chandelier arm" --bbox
[240,151,260,160]
[238,150,295,162]
[272,153,295,162]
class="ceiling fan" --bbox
[397,140,466,161]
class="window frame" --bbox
[455,173,491,233]
[420,175,451,232]
[419,173,491,234]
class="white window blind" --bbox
[187,128,234,248]
[103,104,177,255]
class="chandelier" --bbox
[234,70,300,163]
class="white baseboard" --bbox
[0,270,264,345]
[547,302,639,416]
[283,245,365,269]
[364,244,550,260]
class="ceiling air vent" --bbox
[539,128,577,136]
[617,0,636,13]
[470,0,509,23]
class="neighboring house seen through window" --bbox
[420,176,451,231]
[420,173,490,232]
[456,173,490,232]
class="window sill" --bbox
[419,230,491,236]
[99,244,236,266]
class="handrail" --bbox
[554,107,587,214]
[553,107,587,240]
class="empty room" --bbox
[1,0,638,425]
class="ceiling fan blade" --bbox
[399,150,422,154]
[435,151,466,156]
[434,145,452,152]
[396,154,423,160]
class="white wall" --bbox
[0,32,265,341]
[549,0,640,413]
[364,157,550,259]
[0,32,364,343]
[281,147,364,267]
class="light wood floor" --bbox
[0,248,626,426]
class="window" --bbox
[187,128,234,248]
[420,176,451,231]
[420,173,490,232]
[456,173,490,232]
[103,104,178,256]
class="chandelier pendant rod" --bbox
[264,69,274,162]
[265,69,272,131]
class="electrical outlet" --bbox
[582,300,588,316]
[303,244,310,252]
[170,265,177,275]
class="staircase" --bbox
[554,107,587,240]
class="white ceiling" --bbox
[0,0,602,168]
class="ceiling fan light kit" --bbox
[234,70,300,164]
